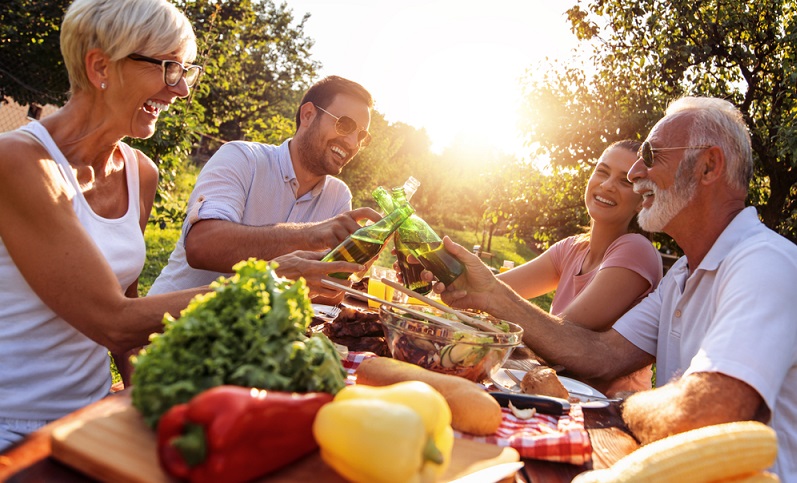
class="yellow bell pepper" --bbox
[313,381,454,483]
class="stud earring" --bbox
[100,82,107,90]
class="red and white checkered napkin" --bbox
[341,352,593,466]
[455,405,592,465]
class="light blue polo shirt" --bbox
[149,139,352,294]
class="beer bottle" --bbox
[375,179,464,288]
[393,189,464,286]
[321,202,414,280]
[372,180,432,295]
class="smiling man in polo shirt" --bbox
[149,76,380,299]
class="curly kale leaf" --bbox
[131,259,346,428]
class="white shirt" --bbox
[0,121,145,421]
[148,139,352,294]
[614,207,797,480]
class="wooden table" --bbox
[0,299,639,481]
[0,390,638,482]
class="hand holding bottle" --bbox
[306,207,383,251]
[425,237,504,313]
[374,178,463,293]
[321,203,414,281]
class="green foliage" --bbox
[339,112,436,208]
[175,0,318,143]
[512,0,797,245]
[131,259,347,428]
[484,157,592,251]
[0,0,71,106]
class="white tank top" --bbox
[0,121,146,420]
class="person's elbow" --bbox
[185,239,213,270]
[184,224,218,270]
[80,309,142,354]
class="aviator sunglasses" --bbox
[639,141,711,168]
[127,54,203,88]
[313,104,371,147]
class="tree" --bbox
[175,0,318,143]
[0,0,71,106]
[512,0,797,246]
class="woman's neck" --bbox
[40,96,121,169]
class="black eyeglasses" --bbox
[638,141,711,168]
[313,104,371,147]
[127,54,203,88]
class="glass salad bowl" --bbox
[379,305,523,383]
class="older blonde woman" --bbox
[0,0,203,450]
[0,0,354,450]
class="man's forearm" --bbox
[185,220,316,272]
[622,373,767,445]
[489,283,640,382]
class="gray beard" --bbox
[636,171,698,233]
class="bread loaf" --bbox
[520,366,569,399]
[355,357,502,435]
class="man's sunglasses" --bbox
[638,141,711,168]
[127,54,203,88]
[314,104,371,147]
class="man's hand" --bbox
[424,236,504,312]
[305,207,382,251]
[272,250,363,298]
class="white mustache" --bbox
[633,179,657,195]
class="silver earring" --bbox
[100,82,107,90]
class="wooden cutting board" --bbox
[51,392,520,482]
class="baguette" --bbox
[355,357,502,435]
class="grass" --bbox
[139,225,181,296]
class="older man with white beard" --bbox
[427,97,797,480]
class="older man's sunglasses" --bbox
[639,141,711,168]
[127,53,203,88]
[314,104,371,147]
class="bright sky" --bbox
[282,0,580,158]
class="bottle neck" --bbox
[357,203,414,242]
[373,186,395,213]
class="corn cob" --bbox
[572,421,778,483]
[719,471,780,482]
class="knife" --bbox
[448,461,525,483]
[489,392,570,416]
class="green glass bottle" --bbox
[376,179,464,289]
[372,179,433,294]
[321,202,414,280]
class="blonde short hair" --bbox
[61,0,197,93]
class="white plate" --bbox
[491,369,609,407]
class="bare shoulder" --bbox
[0,130,59,191]
[129,145,159,195]
[0,131,76,239]
[130,146,158,179]
[0,130,50,169]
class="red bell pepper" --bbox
[157,385,333,483]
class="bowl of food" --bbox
[379,305,523,383]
